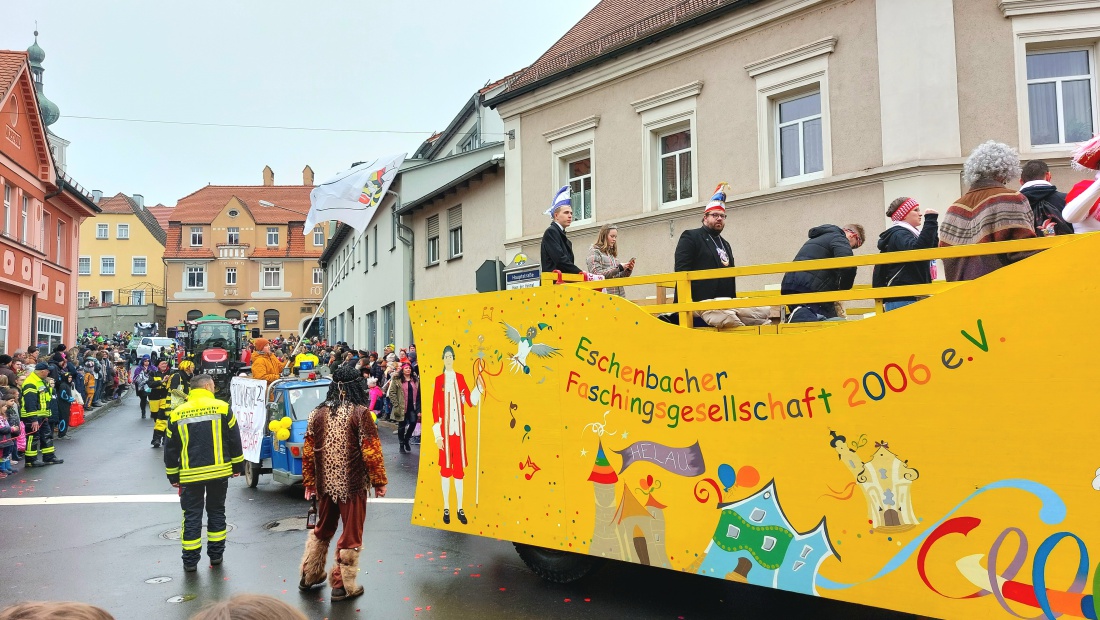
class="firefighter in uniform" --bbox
[163,373,244,571]
[22,362,63,467]
[167,360,194,411]
[148,360,171,448]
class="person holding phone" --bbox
[586,224,634,298]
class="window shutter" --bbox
[448,206,462,230]
[427,215,439,238]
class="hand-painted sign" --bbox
[230,376,267,462]
[613,441,705,476]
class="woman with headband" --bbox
[872,197,939,312]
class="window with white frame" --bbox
[0,305,8,355]
[77,292,90,308]
[374,224,380,263]
[100,256,115,275]
[2,184,9,235]
[20,196,27,243]
[267,227,279,246]
[659,128,693,205]
[56,221,64,263]
[568,158,593,221]
[132,256,147,275]
[313,267,323,285]
[41,212,48,253]
[227,227,239,245]
[546,116,598,221]
[313,226,324,246]
[448,206,463,258]
[426,215,440,265]
[130,290,145,305]
[100,290,114,305]
[186,265,205,289]
[117,223,129,239]
[1027,49,1095,146]
[96,223,108,239]
[363,235,369,272]
[777,91,824,181]
[747,40,834,189]
[226,267,237,285]
[78,256,91,275]
[190,226,203,246]
[262,264,282,289]
[633,83,701,210]
[36,314,62,355]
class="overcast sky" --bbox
[7,1,598,206]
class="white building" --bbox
[320,183,410,350]
[320,74,517,350]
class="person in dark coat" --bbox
[1018,159,1073,235]
[674,184,736,305]
[782,223,865,322]
[871,197,939,312]
[540,186,583,275]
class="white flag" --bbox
[304,153,406,235]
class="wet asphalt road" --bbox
[0,390,915,620]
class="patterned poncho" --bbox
[938,181,1037,282]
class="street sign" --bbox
[504,265,541,290]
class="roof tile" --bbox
[169,185,314,225]
[507,0,730,91]
[146,205,173,229]
[0,51,27,104]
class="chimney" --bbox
[303,165,314,186]
[91,189,102,203]
[262,165,274,186]
[132,194,144,209]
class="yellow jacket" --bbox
[164,388,244,484]
[251,352,283,384]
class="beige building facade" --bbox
[488,0,1097,294]
[163,169,325,337]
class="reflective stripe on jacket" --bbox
[164,388,244,485]
[20,373,51,419]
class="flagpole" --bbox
[286,232,362,367]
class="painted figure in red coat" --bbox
[432,346,482,525]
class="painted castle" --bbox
[686,481,836,596]
[830,432,920,532]
[588,441,671,568]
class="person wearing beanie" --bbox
[872,197,939,312]
[250,338,283,384]
[673,183,737,310]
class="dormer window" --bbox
[190,227,203,246]
[267,227,279,246]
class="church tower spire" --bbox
[27,28,60,127]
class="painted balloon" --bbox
[717,464,737,490]
[736,465,760,488]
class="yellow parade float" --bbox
[409,232,1100,619]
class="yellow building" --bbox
[77,192,166,308]
[163,167,325,338]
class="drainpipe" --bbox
[392,192,415,339]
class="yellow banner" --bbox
[409,233,1100,619]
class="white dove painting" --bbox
[501,322,561,374]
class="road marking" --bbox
[0,494,416,506]
[0,494,180,506]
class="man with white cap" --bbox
[674,184,737,304]
[540,186,585,275]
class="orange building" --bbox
[163,167,324,338]
[0,49,99,353]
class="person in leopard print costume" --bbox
[298,365,388,602]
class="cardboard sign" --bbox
[230,376,267,463]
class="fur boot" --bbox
[331,548,363,601]
[299,533,330,591]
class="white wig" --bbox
[963,140,1021,188]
